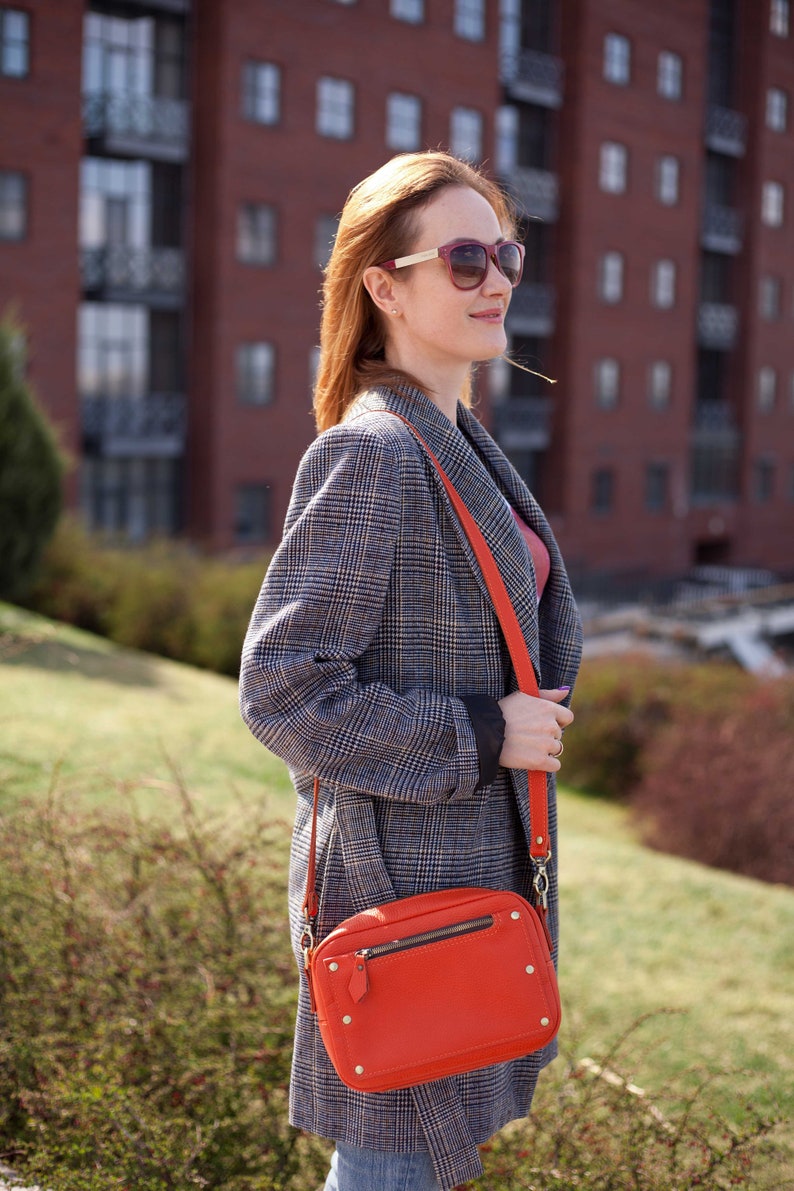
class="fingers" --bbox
[497,690,572,771]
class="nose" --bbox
[482,253,513,296]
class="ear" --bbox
[362,265,399,317]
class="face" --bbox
[380,185,515,385]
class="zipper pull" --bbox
[348,952,369,1003]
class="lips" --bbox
[470,308,504,321]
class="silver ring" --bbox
[553,739,564,759]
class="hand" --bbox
[497,688,574,772]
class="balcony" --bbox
[698,302,738,350]
[81,245,185,308]
[506,283,556,336]
[83,92,190,162]
[502,166,558,222]
[493,397,553,452]
[704,105,747,157]
[82,393,186,458]
[500,49,564,108]
[701,204,743,254]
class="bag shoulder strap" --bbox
[301,412,553,939]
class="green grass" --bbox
[2,603,792,1181]
[0,602,292,815]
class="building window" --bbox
[645,462,670,512]
[386,92,422,150]
[237,203,277,265]
[599,142,628,194]
[652,259,676,309]
[754,458,775,502]
[766,87,788,131]
[242,61,280,125]
[598,251,624,303]
[237,342,275,405]
[454,0,485,40]
[391,0,424,22]
[603,33,630,85]
[591,467,615,514]
[594,358,620,408]
[0,169,27,240]
[234,483,271,544]
[759,275,782,320]
[655,155,680,205]
[314,213,338,268]
[762,181,785,226]
[316,76,354,139]
[758,366,777,411]
[79,303,149,397]
[657,51,683,100]
[648,360,672,409]
[0,7,29,77]
[449,106,483,161]
[770,0,789,36]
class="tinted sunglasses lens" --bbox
[448,243,488,288]
[497,243,523,287]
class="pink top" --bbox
[510,507,550,599]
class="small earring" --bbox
[391,308,399,315]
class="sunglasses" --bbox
[378,240,525,290]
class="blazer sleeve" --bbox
[239,424,481,804]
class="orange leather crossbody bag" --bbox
[300,415,561,1093]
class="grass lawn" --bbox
[2,603,792,1180]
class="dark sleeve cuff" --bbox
[460,695,506,791]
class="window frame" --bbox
[390,0,424,23]
[758,366,777,411]
[0,168,28,240]
[316,75,355,140]
[0,6,30,78]
[657,50,683,100]
[656,154,680,206]
[449,105,483,162]
[237,202,278,266]
[242,60,281,126]
[386,91,422,151]
[603,32,631,85]
[591,466,615,514]
[759,274,782,320]
[762,180,785,227]
[599,141,628,194]
[645,462,670,512]
[766,87,788,131]
[454,0,485,41]
[598,250,624,304]
[770,0,790,37]
[236,341,276,406]
[234,482,272,544]
[652,259,677,309]
[648,360,672,409]
[594,357,621,408]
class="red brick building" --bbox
[1,0,792,585]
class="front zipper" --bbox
[358,914,494,961]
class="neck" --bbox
[385,349,466,424]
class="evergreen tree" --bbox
[0,313,65,600]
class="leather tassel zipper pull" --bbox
[349,953,369,1002]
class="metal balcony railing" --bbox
[698,302,739,350]
[82,393,186,457]
[704,105,747,157]
[492,397,553,451]
[701,204,743,254]
[83,92,190,162]
[503,166,558,222]
[506,283,556,336]
[500,48,564,108]
[81,245,185,307]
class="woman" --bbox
[239,151,582,1191]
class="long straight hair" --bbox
[314,152,517,432]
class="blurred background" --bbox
[1,0,792,604]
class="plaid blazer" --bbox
[239,384,582,1189]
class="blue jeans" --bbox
[323,1142,440,1190]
